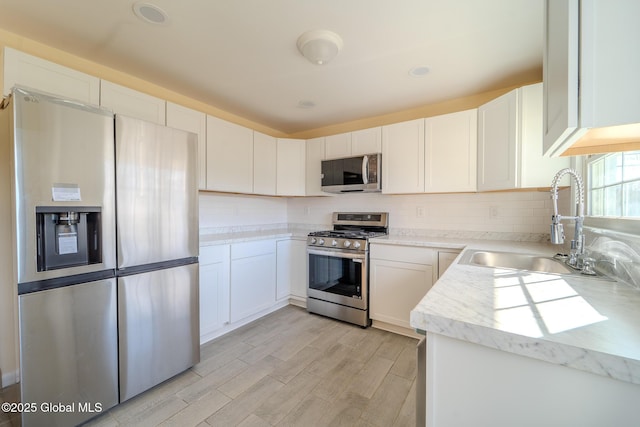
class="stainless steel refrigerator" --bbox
[115,115,200,402]
[1,87,118,427]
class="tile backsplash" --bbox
[200,188,569,239]
[286,190,567,238]
[199,189,638,288]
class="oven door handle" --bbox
[307,248,366,261]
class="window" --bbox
[587,150,640,218]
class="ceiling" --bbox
[0,0,543,135]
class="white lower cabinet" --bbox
[230,240,276,323]
[437,250,461,278]
[276,238,307,304]
[370,244,436,332]
[199,245,230,344]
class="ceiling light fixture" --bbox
[296,30,343,65]
[133,2,169,25]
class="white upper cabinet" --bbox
[382,118,425,194]
[324,132,352,159]
[206,115,254,193]
[478,83,570,191]
[305,137,326,196]
[166,102,207,190]
[424,109,477,193]
[351,127,382,155]
[324,127,382,160]
[253,131,277,196]
[276,138,305,196]
[100,80,165,124]
[3,47,100,104]
[519,84,570,188]
[478,89,518,191]
[543,0,640,156]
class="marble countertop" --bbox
[200,229,293,246]
[408,238,640,385]
[199,225,315,246]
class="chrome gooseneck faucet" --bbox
[550,168,585,268]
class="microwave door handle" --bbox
[362,155,369,185]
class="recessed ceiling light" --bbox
[133,2,169,25]
[297,100,316,109]
[409,66,430,78]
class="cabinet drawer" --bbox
[231,240,276,259]
[200,244,230,265]
[370,244,435,265]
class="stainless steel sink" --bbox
[458,250,575,275]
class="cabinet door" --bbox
[166,102,207,190]
[351,127,382,155]
[370,259,433,329]
[230,252,276,323]
[290,239,307,299]
[100,81,165,124]
[437,251,460,278]
[206,115,254,193]
[276,239,307,301]
[519,84,570,188]
[3,47,100,104]
[199,245,230,343]
[253,132,277,195]
[305,137,325,196]
[382,118,425,194]
[425,109,477,193]
[542,0,582,156]
[477,89,517,191]
[276,240,292,301]
[276,138,305,196]
[324,132,352,159]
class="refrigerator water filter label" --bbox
[58,232,78,254]
[52,184,82,201]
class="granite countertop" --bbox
[406,238,640,386]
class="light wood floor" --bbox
[84,305,418,427]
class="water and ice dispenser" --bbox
[36,206,103,271]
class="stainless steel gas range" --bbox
[306,212,389,327]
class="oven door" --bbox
[307,248,368,310]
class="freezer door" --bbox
[116,115,198,269]
[19,278,118,427]
[118,263,200,401]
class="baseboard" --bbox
[200,300,290,345]
[288,296,306,308]
[371,320,422,339]
[1,369,19,389]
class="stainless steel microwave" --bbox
[321,153,382,193]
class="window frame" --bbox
[583,150,640,232]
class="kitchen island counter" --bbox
[408,238,640,386]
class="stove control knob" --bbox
[310,238,317,244]
[331,239,338,247]
[343,240,351,248]
[353,241,361,249]
[318,239,325,245]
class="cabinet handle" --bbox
[362,155,369,184]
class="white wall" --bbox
[287,190,564,236]
[199,192,288,231]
